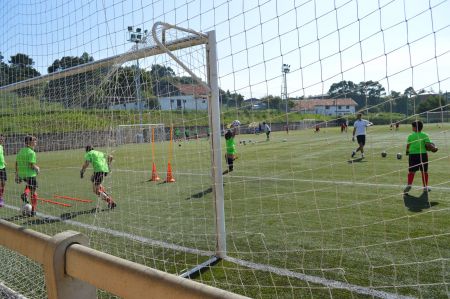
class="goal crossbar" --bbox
[0,34,208,93]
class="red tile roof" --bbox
[176,84,209,96]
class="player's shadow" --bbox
[1,214,32,222]
[24,207,102,225]
[186,187,213,200]
[403,192,438,212]
[347,157,367,163]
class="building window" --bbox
[346,105,350,109]
[325,105,330,109]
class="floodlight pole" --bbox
[136,58,142,126]
[282,64,290,132]
[128,26,147,127]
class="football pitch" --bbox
[1,124,449,298]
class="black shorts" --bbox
[227,156,234,166]
[0,168,6,181]
[408,153,428,172]
[91,172,107,185]
[356,135,366,146]
[23,177,38,189]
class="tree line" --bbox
[1,51,446,113]
[327,81,447,115]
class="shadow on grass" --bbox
[186,187,213,200]
[1,214,32,222]
[24,207,109,225]
[403,192,438,212]
[347,157,367,163]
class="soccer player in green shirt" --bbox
[15,135,40,215]
[0,134,7,207]
[174,128,181,141]
[80,145,116,209]
[223,126,238,175]
[404,120,438,194]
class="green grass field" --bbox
[1,124,449,298]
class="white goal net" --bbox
[116,124,166,145]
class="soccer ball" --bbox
[22,204,32,216]
[397,153,402,160]
[381,151,387,158]
[231,120,241,127]
[425,142,438,152]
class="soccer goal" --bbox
[1,1,450,299]
[0,18,227,298]
[116,124,166,144]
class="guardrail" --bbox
[0,219,248,299]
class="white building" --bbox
[292,98,357,116]
[158,83,209,111]
[158,95,208,111]
[109,83,209,111]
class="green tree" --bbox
[150,64,175,78]
[260,95,283,109]
[7,53,41,95]
[44,53,96,107]
[403,87,417,98]
[389,90,408,114]
[9,53,34,67]
[8,53,41,82]
[98,66,155,109]
[328,80,365,108]
[328,80,358,98]
[403,87,417,116]
[219,89,244,107]
[149,64,178,97]
[353,80,386,112]
[328,80,385,111]
[0,51,8,86]
[417,95,446,113]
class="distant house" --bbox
[292,98,357,115]
[158,83,209,111]
[109,83,209,111]
[242,98,267,110]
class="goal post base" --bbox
[179,255,221,279]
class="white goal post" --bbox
[151,22,226,259]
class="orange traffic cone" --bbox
[150,162,160,181]
[165,162,176,183]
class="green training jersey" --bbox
[0,145,5,169]
[226,137,236,155]
[16,147,37,178]
[85,150,109,173]
[407,131,431,154]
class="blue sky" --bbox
[1,0,449,99]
